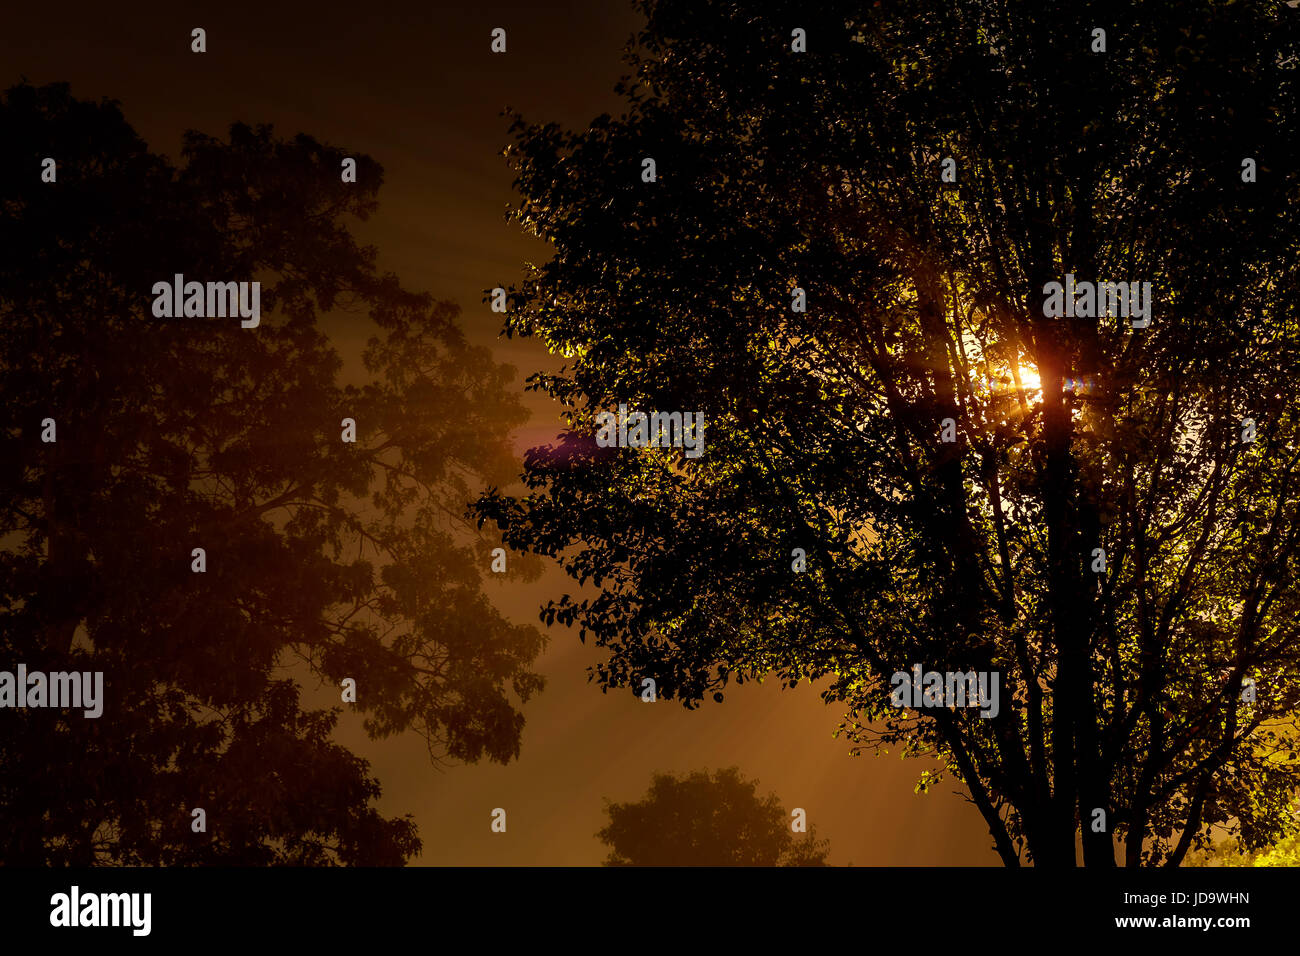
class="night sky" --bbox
[5,0,998,865]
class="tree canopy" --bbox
[477,0,1300,865]
[0,82,544,864]
[597,767,831,865]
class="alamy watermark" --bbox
[1043,273,1152,328]
[595,404,705,458]
[50,886,151,936]
[890,665,1000,719]
[151,274,260,328]
[0,664,103,718]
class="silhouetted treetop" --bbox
[597,767,831,866]
[478,1,1300,866]
[0,82,544,865]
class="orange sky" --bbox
[4,0,1000,865]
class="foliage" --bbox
[477,0,1300,865]
[0,83,545,864]
[597,767,831,865]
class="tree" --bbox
[596,767,830,865]
[0,82,545,865]
[476,0,1300,866]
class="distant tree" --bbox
[596,767,831,865]
[0,82,544,865]
[478,0,1300,866]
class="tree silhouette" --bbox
[0,82,545,865]
[596,767,830,865]
[477,0,1300,865]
